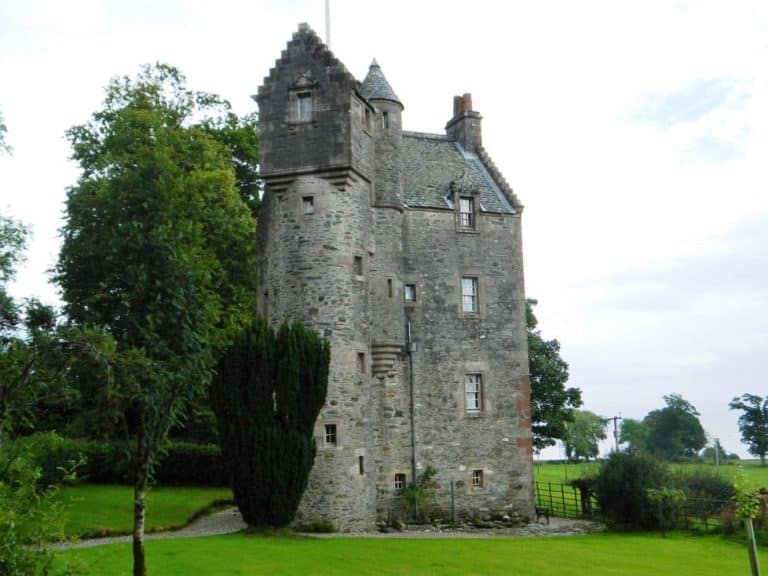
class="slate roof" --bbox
[402,132,516,214]
[360,59,402,107]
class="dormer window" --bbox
[459,197,474,229]
[297,92,313,122]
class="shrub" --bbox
[401,466,440,522]
[646,487,686,536]
[155,442,228,485]
[593,452,668,529]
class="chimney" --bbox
[446,92,482,153]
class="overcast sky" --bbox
[1,0,766,458]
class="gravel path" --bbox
[53,509,599,550]
[52,508,248,550]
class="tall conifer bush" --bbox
[211,317,329,526]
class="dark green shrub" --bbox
[211,317,330,527]
[672,468,735,501]
[19,433,85,487]
[155,442,228,485]
[401,466,440,522]
[593,452,668,528]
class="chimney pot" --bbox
[462,93,473,112]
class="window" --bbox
[302,196,314,215]
[324,424,337,446]
[297,92,312,122]
[461,276,478,313]
[472,469,484,488]
[394,473,406,490]
[364,108,372,131]
[387,277,393,298]
[459,197,474,228]
[382,111,389,129]
[465,374,482,412]
[404,283,416,302]
[353,256,363,276]
[357,352,366,374]
[359,456,365,475]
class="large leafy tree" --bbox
[643,394,706,460]
[527,299,582,450]
[211,317,329,527]
[730,394,768,466]
[564,409,607,462]
[619,418,649,454]
[56,64,257,576]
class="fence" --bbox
[535,481,598,520]
[535,481,734,531]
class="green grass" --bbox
[54,484,232,539]
[57,532,766,575]
[534,459,768,488]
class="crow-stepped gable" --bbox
[255,23,534,531]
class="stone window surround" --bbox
[302,195,315,215]
[357,351,367,374]
[403,282,417,304]
[464,373,483,413]
[394,472,407,491]
[471,468,485,489]
[453,187,481,234]
[322,422,341,448]
[459,361,491,417]
[459,272,486,317]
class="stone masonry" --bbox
[255,24,534,532]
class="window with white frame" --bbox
[472,469,484,488]
[465,373,482,412]
[459,196,475,229]
[394,473,406,490]
[297,92,313,122]
[302,196,314,215]
[404,283,416,302]
[461,276,478,313]
[324,424,337,446]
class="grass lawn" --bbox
[534,458,768,488]
[57,532,766,575]
[54,484,233,539]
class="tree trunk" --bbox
[133,465,148,575]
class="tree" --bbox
[527,299,582,449]
[564,410,607,462]
[211,317,329,527]
[56,63,257,576]
[619,418,649,454]
[643,394,706,461]
[729,394,768,466]
[0,108,9,154]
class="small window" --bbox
[394,473,406,490]
[359,456,365,475]
[302,196,314,215]
[357,352,366,374]
[364,108,372,131]
[472,469,484,488]
[459,197,475,228]
[382,111,389,129]
[297,92,313,122]
[465,374,482,412]
[387,277,393,298]
[461,277,478,313]
[354,256,363,276]
[404,283,416,302]
[324,424,337,446]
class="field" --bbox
[57,531,766,575]
[53,484,232,539]
[534,458,768,488]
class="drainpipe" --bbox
[406,321,417,484]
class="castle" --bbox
[255,24,534,531]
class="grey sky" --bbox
[1,0,766,458]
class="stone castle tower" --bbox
[255,24,533,531]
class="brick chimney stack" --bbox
[446,92,482,153]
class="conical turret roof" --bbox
[360,59,402,108]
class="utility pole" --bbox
[604,414,622,452]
